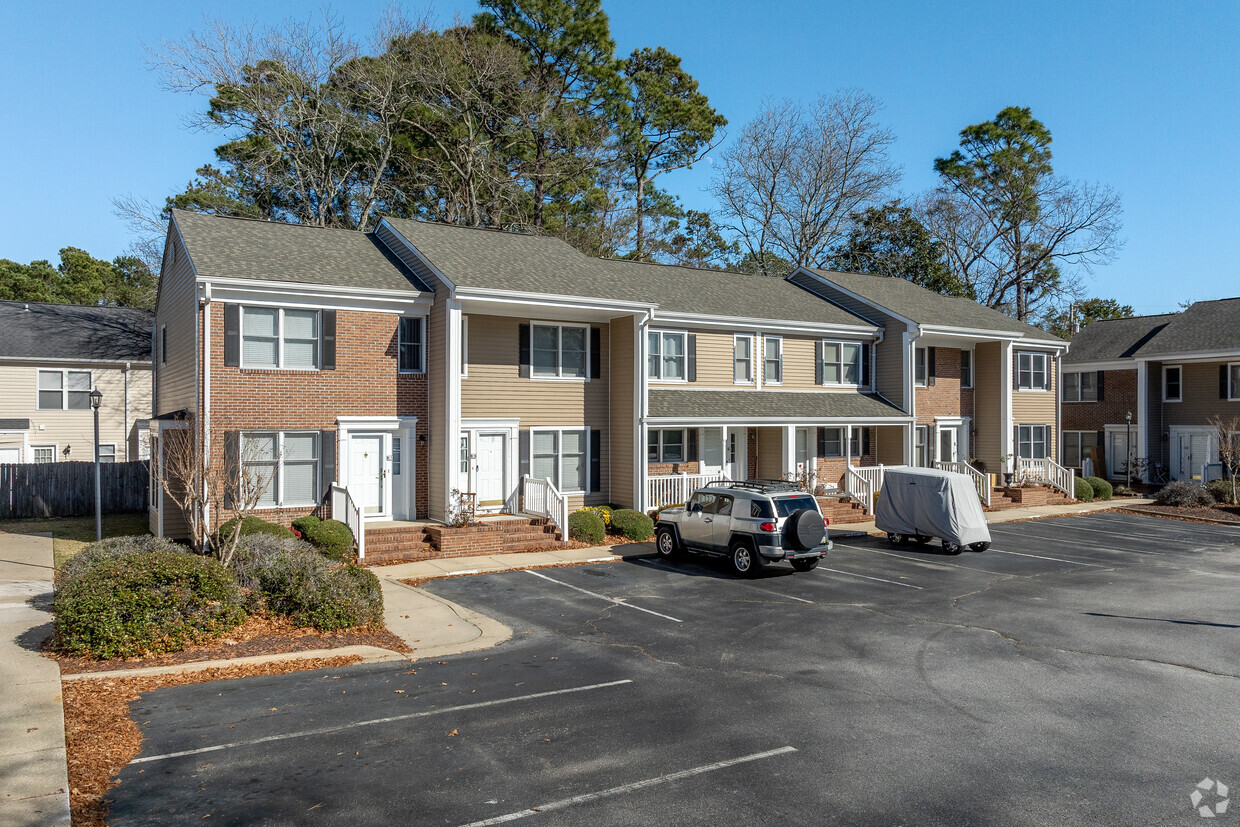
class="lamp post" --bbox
[90,389,103,541]
[1125,410,1133,489]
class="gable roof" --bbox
[1063,313,1177,363]
[383,218,876,329]
[1132,297,1240,358]
[171,210,432,293]
[648,389,908,420]
[799,268,1064,341]
[0,301,153,362]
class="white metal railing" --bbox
[935,461,992,507]
[330,482,365,560]
[522,475,568,537]
[647,472,729,510]
[1016,457,1076,498]
[845,465,885,513]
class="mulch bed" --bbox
[63,655,364,827]
[1115,503,1240,526]
[57,615,411,675]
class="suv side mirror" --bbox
[689,502,704,514]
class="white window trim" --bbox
[533,321,591,382]
[243,430,321,508]
[763,335,783,386]
[913,425,929,466]
[1062,370,1098,403]
[1017,351,1050,392]
[1017,424,1049,459]
[240,306,322,372]
[460,316,468,377]
[1060,430,1099,469]
[529,427,589,494]
[733,333,754,385]
[37,368,93,411]
[648,428,687,464]
[1163,364,1182,402]
[648,328,688,384]
[399,315,427,374]
[96,443,117,463]
[961,349,974,389]
[820,339,863,388]
[30,444,57,464]
[1228,362,1240,401]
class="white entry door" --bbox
[1108,431,1133,479]
[938,427,958,463]
[726,428,746,481]
[1174,430,1215,481]
[475,433,506,510]
[700,428,724,475]
[349,434,386,516]
[0,447,19,464]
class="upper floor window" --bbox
[1017,424,1048,459]
[763,336,782,384]
[399,317,425,373]
[820,340,861,386]
[648,330,686,381]
[734,334,753,384]
[1063,371,1098,402]
[38,369,91,410]
[1163,365,1182,402]
[960,350,973,388]
[915,347,928,386]
[1224,364,1240,401]
[1017,351,1049,391]
[533,323,587,379]
[242,307,319,369]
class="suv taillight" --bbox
[823,516,831,527]
[760,521,777,532]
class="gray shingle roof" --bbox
[648,389,908,420]
[802,268,1064,340]
[384,218,876,329]
[0,301,152,362]
[1064,313,1177,363]
[1132,298,1240,357]
[172,210,432,293]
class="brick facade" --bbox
[1061,368,1138,433]
[914,346,975,424]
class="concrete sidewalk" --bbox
[0,531,70,825]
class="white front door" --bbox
[0,447,19,464]
[1174,430,1215,481]
[1108,431,1133,479]
[475,433,506,510]
[700,428,724,475]
[795,428,812,474]
[938,427,958,463]
[349,434,386,516]
[726,428,746,481]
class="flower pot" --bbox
[1003,472,1014,487]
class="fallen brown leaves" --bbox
[63,655,362,826]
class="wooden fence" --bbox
[0,461,149,519]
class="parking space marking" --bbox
[1016,521,1194,545]
[1090,513,1240,540]
[988,548,1109,567]
[458,746,798,826]
[820,567,923,589]
[633,558,815,604]
[831,542,995,573]
[987,526,1164,555]
[131,679,635,765]
[524,570,683,622]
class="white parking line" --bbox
[524,570,683,623]
[831,542,989,572]
[987,526,1163,555]
[459,746,798,826]
[1090,513,1240,539]
[820,567,923,589]
[633,558,814,604]
[988,548,1108,567]
[131,680,634,764]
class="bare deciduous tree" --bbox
[711,91,901,276]
[1210,415,1240,504]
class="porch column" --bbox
[845,424,852,465]
[720,426,730,478]
[782,425,796,478]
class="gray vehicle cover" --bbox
[874,466,991,546]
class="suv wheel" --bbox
[791,557,819,572]
[655,527,681,559]
[729,539,763,577]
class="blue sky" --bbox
[2,1,1236,314]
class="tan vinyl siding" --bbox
[756,427,783,478]
[1161,360,1240,426]
[609,315,636,508]
[661,327,873,392]
[154,229,199,416]
[973,342,1003,470]
[1013,349,1059,459]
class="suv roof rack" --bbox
[724,478,804,494]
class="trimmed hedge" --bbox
[578,505,613,527]
[568,510,605,544]
[291,515,321,537]
[305,519,355,561]
[216,516,295,541]
[1156,480,1214,507]
[58,534,187,587]
[609,509,654,541]
[53,551,246,659]
[1084,476,1113,501]
[1073,477,1095,502]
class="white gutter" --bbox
[201,281,212,542]
[123,362,130,462]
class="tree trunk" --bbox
[533,136,546,230]
[635,173,645,260]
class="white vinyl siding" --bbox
[241,307,320,370]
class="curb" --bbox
[60,645,410,682]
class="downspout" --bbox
[200,281,212,546]
[636,309,653,512]
[123,362,130,462]
[905,325,923,463]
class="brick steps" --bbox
[361,516,563,565]
[984,487,1073,512]
[816,495,871,525]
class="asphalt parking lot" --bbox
[108,512,1240,825]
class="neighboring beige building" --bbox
[0,301,153,465]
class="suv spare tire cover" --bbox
[786,509,825,551]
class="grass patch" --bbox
[0,512,150,570]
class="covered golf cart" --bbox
[874,466,991,554]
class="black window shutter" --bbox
[687,428,699,462]
[320,430,335,500]
[814,341,824,385]
[927,347,936,385]
[590,327,601,379]
[321,310,336,370]
[817,427,827,456]
[1222,365,1229,399]
[687,334,697,382]
[223,304,241,367]
[519,430,531,478]
[861,343,871,386]
[1013,353,1020,390]
[1096,371,1105,401]
[590,429,601,492]
[518,324,531,379]
[223,431,240,508]
[1013,425,1020,459]
[862,427,871,457]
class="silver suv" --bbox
[654,479,832,577]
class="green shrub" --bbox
[231,537,381,630]
[568,509,605,544]
[58,534,187,587]
[578,505,613,527]
[53,551,246,659]
[609,508,654,541]
[291,515,321,537]
[1073,477,1094,502]
[1206,479,1239,505]
[216,516,295,542]
[1112,485,1136,497]
[1084,476,1113,501]
[1155,480,1214,507]
[292,564,384,630]
[305,519,355,561]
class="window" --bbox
[96,444,116,464]
[399,317,425,373]
[1063,371,1098,402]
[763,336,782,384]
[648,429,685,463]
[961,350,973,389]
[1017,351,1049,390]
[241,307,320,369]
[1017,425,1048,460]
[532,429,587,492]
[647,330,686,381]
[535,323,588,379]
[915,347,928,386]
[460,436,470,474]
[734,335,753,384]
[1230,364,1240,401]
[821,340,861,386]
[160,325,167,365]
[242,431,320,508]
[1163,365,1182,402]
[32,446,55,464]
[38,370,92,410]
[1061,431,1099,469]
[392,437,401,476]
[914,426,929,467]
[821,428,843,458]
[460,316,468,376]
